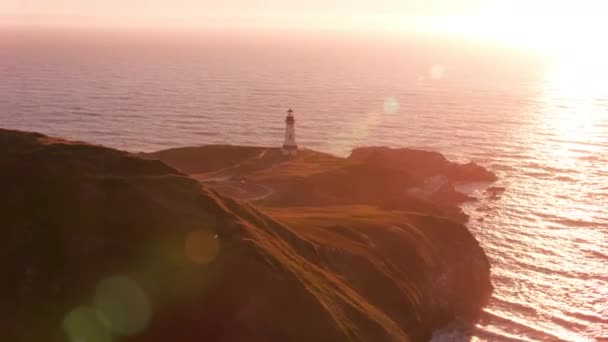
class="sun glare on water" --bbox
[441,0,608,129]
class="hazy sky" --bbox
[2,0,481,18]
[2,0,607,55]
[1,0,481,31]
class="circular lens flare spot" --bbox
[383,97,400,115]
[185,229,219,264]
[94,276,151,336]
[429,64,446,79]
[185,229,220,264]
[63,306,113,342]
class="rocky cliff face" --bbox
[1,129,492,342]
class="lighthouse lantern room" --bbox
[282,108,298,156]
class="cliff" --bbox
[2,129,492,342]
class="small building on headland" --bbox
[282,108,298,156]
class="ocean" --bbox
[1,29,606,341]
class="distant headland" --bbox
[1,128,494,342]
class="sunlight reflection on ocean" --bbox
[1,31,606,341]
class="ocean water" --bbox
[1,29,606,341]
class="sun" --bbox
[424,0,608,63]
[420,0,608,158]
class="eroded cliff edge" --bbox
[1,129,492,341]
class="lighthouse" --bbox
[282,108,298,156]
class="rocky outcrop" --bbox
[348,146,497,183]
[1,129,492,342]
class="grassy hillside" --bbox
[2,130,492,341]
[145,144,492,222]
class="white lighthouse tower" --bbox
[282,108,298,156]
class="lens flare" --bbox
[383,97,400,115]
[94,276,152,336]
[429,64,445,79]
[185,229,220,264]
[63,306,113,342]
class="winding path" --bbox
[194,149,275,202]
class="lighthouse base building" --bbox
[282,108,298,156]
